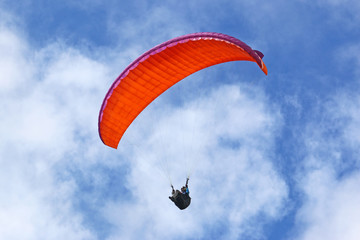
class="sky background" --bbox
[1,0,360,239]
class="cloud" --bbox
[295,168,360,240]
[0,17,113,239]
[292,85,360,240]
[107,3,196,51]
[1,4,288,240]
[333,95,360,149]
[102,83,287,240]
[0,19,32,93]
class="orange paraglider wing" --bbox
[98,32,267,149]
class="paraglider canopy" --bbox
[98,32,267,149]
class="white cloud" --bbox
[102,84,287,240]
[0,22,33,93]
[107,4,195,53]
[0,165,95,240]
[334,94,360,148]
[295,168,360,240]
[0,17,112,239]
[0,7,288,240]
[293,86,360,240]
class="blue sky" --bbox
[1,0,360,239]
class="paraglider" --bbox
[98,32,267,149]
[98,32,267,210]
[169,178,191,210]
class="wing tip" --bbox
[262,63,268,75]
[254,50,264,59]
[253,50,267,75]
